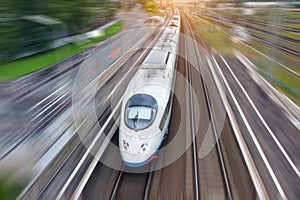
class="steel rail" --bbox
[143,162,156,200]
[183,14,233,200]
[71,37,162,199]
[55,17,172,200]
[181,14,200,200]
[110,167,125,200]
[186,12,269,200]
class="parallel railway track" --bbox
[182,14,232,199]
[103,12,240,200]
[110,166,154,200]
[199,11,300,57]
[14,10,263,200]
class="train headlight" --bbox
[140,141,149,153]
[123,139,130,152]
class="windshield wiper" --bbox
[133,110,139,130]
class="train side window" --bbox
[159,111,168,131]
[159,95,172,131]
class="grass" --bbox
[0,174,27,200]
[240,46,300,104]
[191,15,234,56]
[0,21,123,82]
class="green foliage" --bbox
[145,1,158,13]
[0,21,123,82]
[0,174,26,200]
[0,0,113,61]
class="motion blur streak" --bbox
[0,1,299,200]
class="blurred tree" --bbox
[0,0,113,61]
[145,1,158,12]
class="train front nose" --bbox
[120,151,146,167]
[122,152,156,168]
[119,141,155,167]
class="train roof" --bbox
[141,49,169,69]
[125,79,171,107]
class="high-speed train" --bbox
[119,11,181,167]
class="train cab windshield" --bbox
[125,94,158,130]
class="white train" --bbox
[119,12,181,167]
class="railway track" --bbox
[183,17,200,200]
[206,9,300,33]
[68,8,266,199]
[16,10,264,200]
[81,11,200,199]
[3,9,175,161]
[186,10,297,199]
[18,19,173,199]
[0,34,130,160]
[0,22,160,161]
[110,166,154,200]
[105,12,239,200]
[199,11,300,57]
[182,14,232,199]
